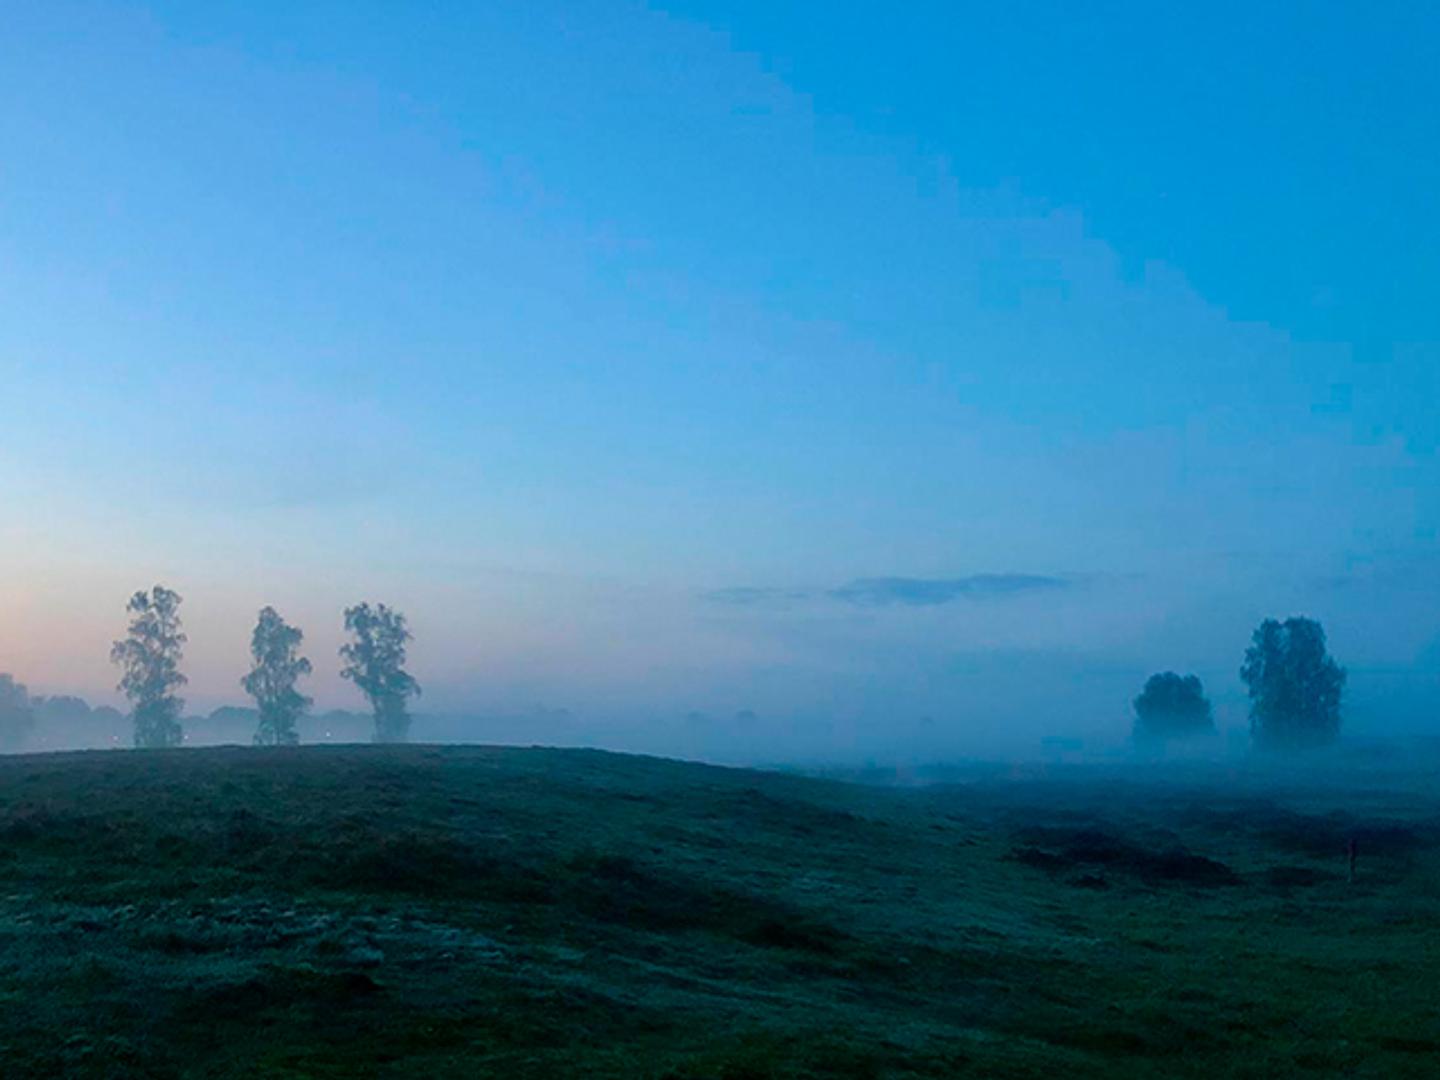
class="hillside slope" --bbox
[0,746,1436,1077]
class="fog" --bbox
[2,2,1436,766]
[3,575,1435,766]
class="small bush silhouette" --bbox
[1132,672,1213,742]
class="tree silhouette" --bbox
[339,603,420,743]
[1132,672,1214,742]
[1241,616,1345,749]
[110,586,188,748]
[0,674,35,751]
[242,607,313,746]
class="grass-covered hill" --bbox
[0,745,1437,1078]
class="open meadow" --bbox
[0,745,1436,1078]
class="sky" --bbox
[1,1,1437,759]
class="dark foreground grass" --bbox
[0,746,1436,1077]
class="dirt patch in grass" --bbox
[1180,801,1438,861]
[740,917,843,955]
[1262,865,1340,888]
[1264,816,1428,860]
[182,964,382,1025]
[565,852,849,954]
[291,827,554,903]
[1011,827,1239,887]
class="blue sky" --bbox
[1,2,1436,756]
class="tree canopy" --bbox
[1241,616,1345,749]
[1133,671,1214,741]
[0,674,35,751]
[242,607,313,746]
[339,602,420,743]
[110,585,188,748]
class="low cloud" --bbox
[702,586,814,606]
[704,574,1070,608]
[829,575,1070,606]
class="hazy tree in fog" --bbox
[242,607,313,746]
[339,603,420,743]
[31,695,91,727]
[0,675,36,750]
[30,695,116,748]
[1132,672,1214,742]
[1241,616,1345,749]
[110,586,188,748]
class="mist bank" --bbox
[4,691,1436,772]
[8,697,376,752]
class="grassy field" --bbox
[0,745,1436,1078]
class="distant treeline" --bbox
[1130,615,1346,751]
[0,687,376,751]
[1,585,420,751]
[1,587,1350,755]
